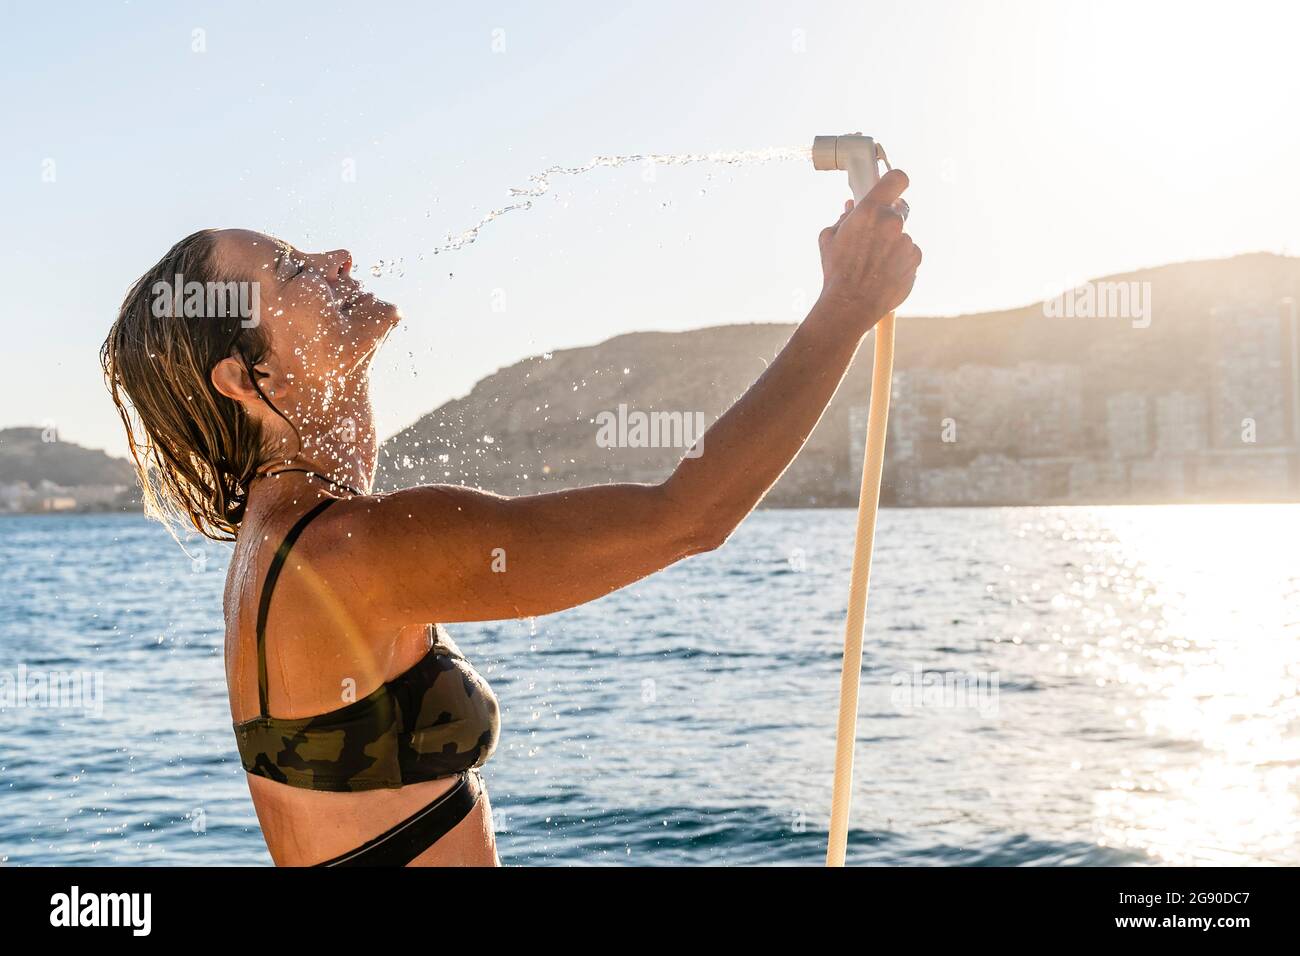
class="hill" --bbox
[0,427,135,487]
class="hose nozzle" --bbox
[812,134,886,204]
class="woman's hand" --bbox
[816,168,921,332]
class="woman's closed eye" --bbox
[275,244,308,282]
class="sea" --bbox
[1,506,1296,866]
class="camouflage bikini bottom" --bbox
[313,767,485,867]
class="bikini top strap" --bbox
[254,497,340,718]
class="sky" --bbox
[3,0,1298,454]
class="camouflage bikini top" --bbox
[232,498,501,792]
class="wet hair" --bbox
[101,229,288,542]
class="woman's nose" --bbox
[326,249,353,280]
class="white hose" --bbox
[826,311,895,867]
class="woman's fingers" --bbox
[872,202,907,239]
[844,168,909,229]
[884,232,921,270]
[818,224,838,255]
[819,200,857,253]
[832,200,854,230]
[872,235,920,312]
[866,168,909,206]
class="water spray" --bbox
[813,133,898,868]
[369,146,809,273]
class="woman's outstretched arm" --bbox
[337,169,920,625]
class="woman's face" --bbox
[211,229,400,432]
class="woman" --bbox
[100,169,919,866]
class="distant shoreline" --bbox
[4,497,1298,519]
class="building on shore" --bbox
[851,305,1300,505]
[0,480,129,513]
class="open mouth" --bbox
[337,290,374,315]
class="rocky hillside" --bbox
[376,252,1300,506]
[0,427,135,487]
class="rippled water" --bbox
[1,506,1296,866]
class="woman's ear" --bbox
[210,355,262,404]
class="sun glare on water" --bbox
[1076,505,1300,864]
